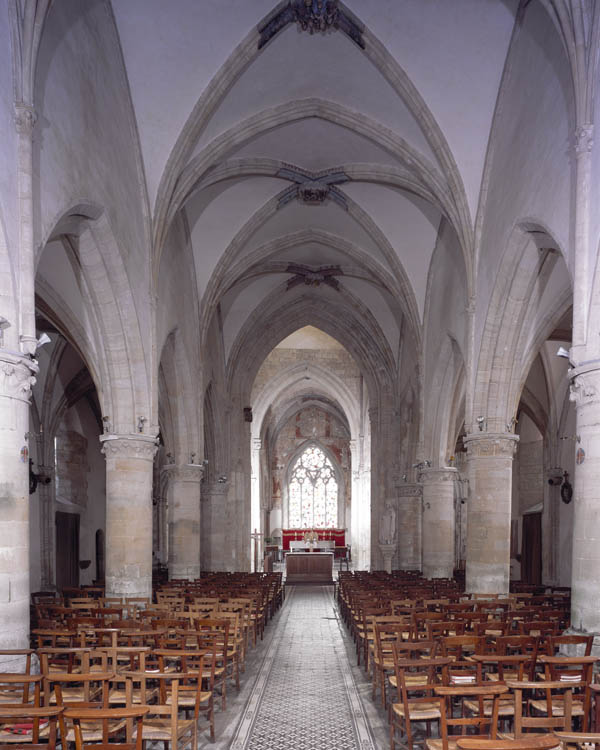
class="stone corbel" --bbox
[0,350,38,403]
[569,361,600,408]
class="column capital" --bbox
[569,361,600,408]
[14,104,36,136]
[418,467,458,483]
[464,433,519,458]
[0,350,38,403]
[161,463,204,482]
[100,434,158,461]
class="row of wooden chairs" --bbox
[389,649,600,750]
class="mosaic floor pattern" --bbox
[230,585,377,750]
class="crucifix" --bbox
[250,528,264,573]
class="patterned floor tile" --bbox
[230,586,377,750]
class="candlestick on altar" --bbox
[250,527,264,573]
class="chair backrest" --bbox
[0,649,34,674]
[43,671,114,708]
[0,673,43,706]
[546,635,594,657]
[0,705,62,749]
[506,679,584,735]
[434,684,508,748]
[65,706,147,750]
[471,654,536,683]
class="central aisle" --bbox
[230,585,377,750]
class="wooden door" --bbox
[55,511,79,590]
[521,511,542,585]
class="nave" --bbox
[206,585,384,750]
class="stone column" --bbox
[0,351,38,657]
[14,106,37,356]
[163,464,203,580]
[397,484,422,570]
[464,433,518,594]
[569,364,600,633]
[100,434,157,599]
[420,467,457,579]
[201,482,228,571]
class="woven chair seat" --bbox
[426,737,461,750]
[392,701,441,720]
[464,697,516,716]
[64,719,127,742]
[0,724,50,742]
[166,690,212,707]
[529,698,584,716]
[134,717,194,741]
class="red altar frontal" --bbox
[282,528,346,556]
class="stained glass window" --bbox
[288,445,338,528]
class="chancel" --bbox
[1,0,599,747]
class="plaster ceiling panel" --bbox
[273,242,356,269]
[341,276,400,360]
[187,176,285,300]
[343,182,441,321]
[230,118,404,171]
[345,0,518,219]
[241,199,388,266]
[36,239,86,325]
[277,326,344,350]
[192,24,436,164]
[111,0,275,208]
[221,273,289,361]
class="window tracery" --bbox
[288,444,338,528]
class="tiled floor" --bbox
[200,584,389,750]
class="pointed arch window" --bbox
[288,445,338,528]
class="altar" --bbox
[285,552,334,584]
[289,539,335,553]
[282,528,346,557]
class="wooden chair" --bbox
[372,621,412,706]
[183,620,234,710]
[44,672,125,744]
[0,705,62,749]
[425,684,509,750]
[65,706,147,750]
[124,672,197,750]
[390,655,451,750]
[153,649,216,741]
[464,655,535,725]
